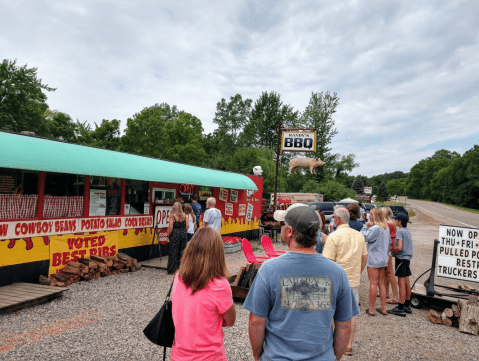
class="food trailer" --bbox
[0,131,263,286]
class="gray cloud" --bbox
[1,0,478,177]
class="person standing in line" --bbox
[184,204,197,242]
[388,213,414,317]
[203,197,222,233]
[190,194,202,229]
[382,206,399,304]
[171,227,236,360]
[323,207,368,357]
[315,211,328,254]
[360,208,390,316]
[167,202,188,274]
[244,205,359,361]
[346,203,364,232]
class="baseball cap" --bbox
[274,203,319,234]
[392,213,411,223]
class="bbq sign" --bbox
[437,225,479,283]
[281,131,317,152]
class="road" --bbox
[406,199,479,229]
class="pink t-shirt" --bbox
[170,274,233,361]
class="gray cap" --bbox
[274,203,319,235]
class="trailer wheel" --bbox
[410,295,423,309]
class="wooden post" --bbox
[272,120,282,212]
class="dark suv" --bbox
[308,202,335,222]
[390,205,408,216]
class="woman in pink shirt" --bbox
[171,227,236,361]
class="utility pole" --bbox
[273,120,282,212]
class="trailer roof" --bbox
[0,132,257,191]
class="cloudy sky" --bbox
[2,0,478,177]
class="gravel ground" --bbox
[1,207,478,360]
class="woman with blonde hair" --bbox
[361,208,390,316]
[167,202,188,274]
[171,227,236,360]
[382,206,399,304]
[184,204,197,242]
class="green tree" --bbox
[301,179,355,202]
[213,94,252,152]
[45,110,78,143]
[227,147,280,194]
[163,112,207,167]
[386,178,406,196]
[0,59,55,135]
[90,119,121,150]
[352,174,364,194]
[377,182,389,202]
[301,91,339,182]
[241,91,299,152]
[329,154,359,184]
[120,103,173,158]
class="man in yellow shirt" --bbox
[323,206,368,357]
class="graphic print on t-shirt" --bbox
[280,277,332,311]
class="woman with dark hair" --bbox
[167,202,188,274]
[361,208,390,316]
[317,211,329,236]
[315,211,328,253]
[347,203,363,231]
[171,227,236,360]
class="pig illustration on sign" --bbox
[289,157,325,174]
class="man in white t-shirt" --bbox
[203,197,222,233]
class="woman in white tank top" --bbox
[184,204,197,241]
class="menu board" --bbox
[0,171,16,193]
[89,189,107,216]
[106,181,121,216]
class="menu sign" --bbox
[106,182,121,216]
[89,189,106,216]
[0,172,15,193]
[437,225,479,283]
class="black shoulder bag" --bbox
[143,279,175,360]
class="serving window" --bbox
[44,173,84,218]
[88,176,122,216]
[125,180,150,215]
[0,167,39,220]
[152,187,176,204]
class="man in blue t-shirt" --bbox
[190,194,202,228]
[244,204,359,361]
[388,213,413,317]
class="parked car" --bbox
[308,201,335,222]
[390,205,408,216]
[362,203,375,222]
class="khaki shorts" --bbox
[351,286,360,306]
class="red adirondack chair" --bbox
[241,238,272,264]
[261,235,287,258]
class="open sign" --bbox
[154,206,172,228]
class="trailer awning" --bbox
[0,132,258,191]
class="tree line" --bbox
[8,59,475,208]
